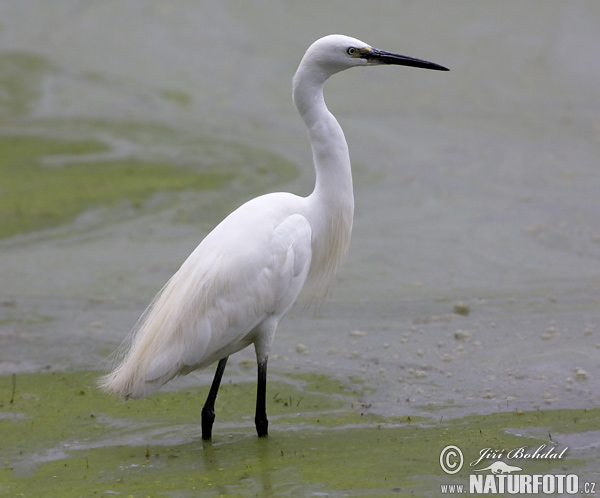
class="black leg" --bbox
[201,356,228,440]
[255,358,269,437]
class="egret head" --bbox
[302,34,449,76]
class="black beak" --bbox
[362,48,449,71]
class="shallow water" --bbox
[0,1,599,494]
[1,371,598,495]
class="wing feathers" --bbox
[100,210,312,400]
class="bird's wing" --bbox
[177,212,313,367]
[269,214,313,315]
[101,206,312,399]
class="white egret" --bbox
[100,34,448,439]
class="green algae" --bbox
[160,89,193,107]
[0,134,230,239]
[0,52,50,118]
[0,371,597,496]
[0,123,300,240]
[0,47,299,241]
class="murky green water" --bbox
[0,1,599,495]
[1,371,598,495]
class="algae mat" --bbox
[0,124,298,241]
[0,371,598,495]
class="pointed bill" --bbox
[361,47,449,71]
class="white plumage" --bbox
[100,34,447,438]
[103,197,315,398]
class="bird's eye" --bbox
[347,47,356,56]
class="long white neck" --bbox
[293,63,354,204]
[292,59,354,299]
